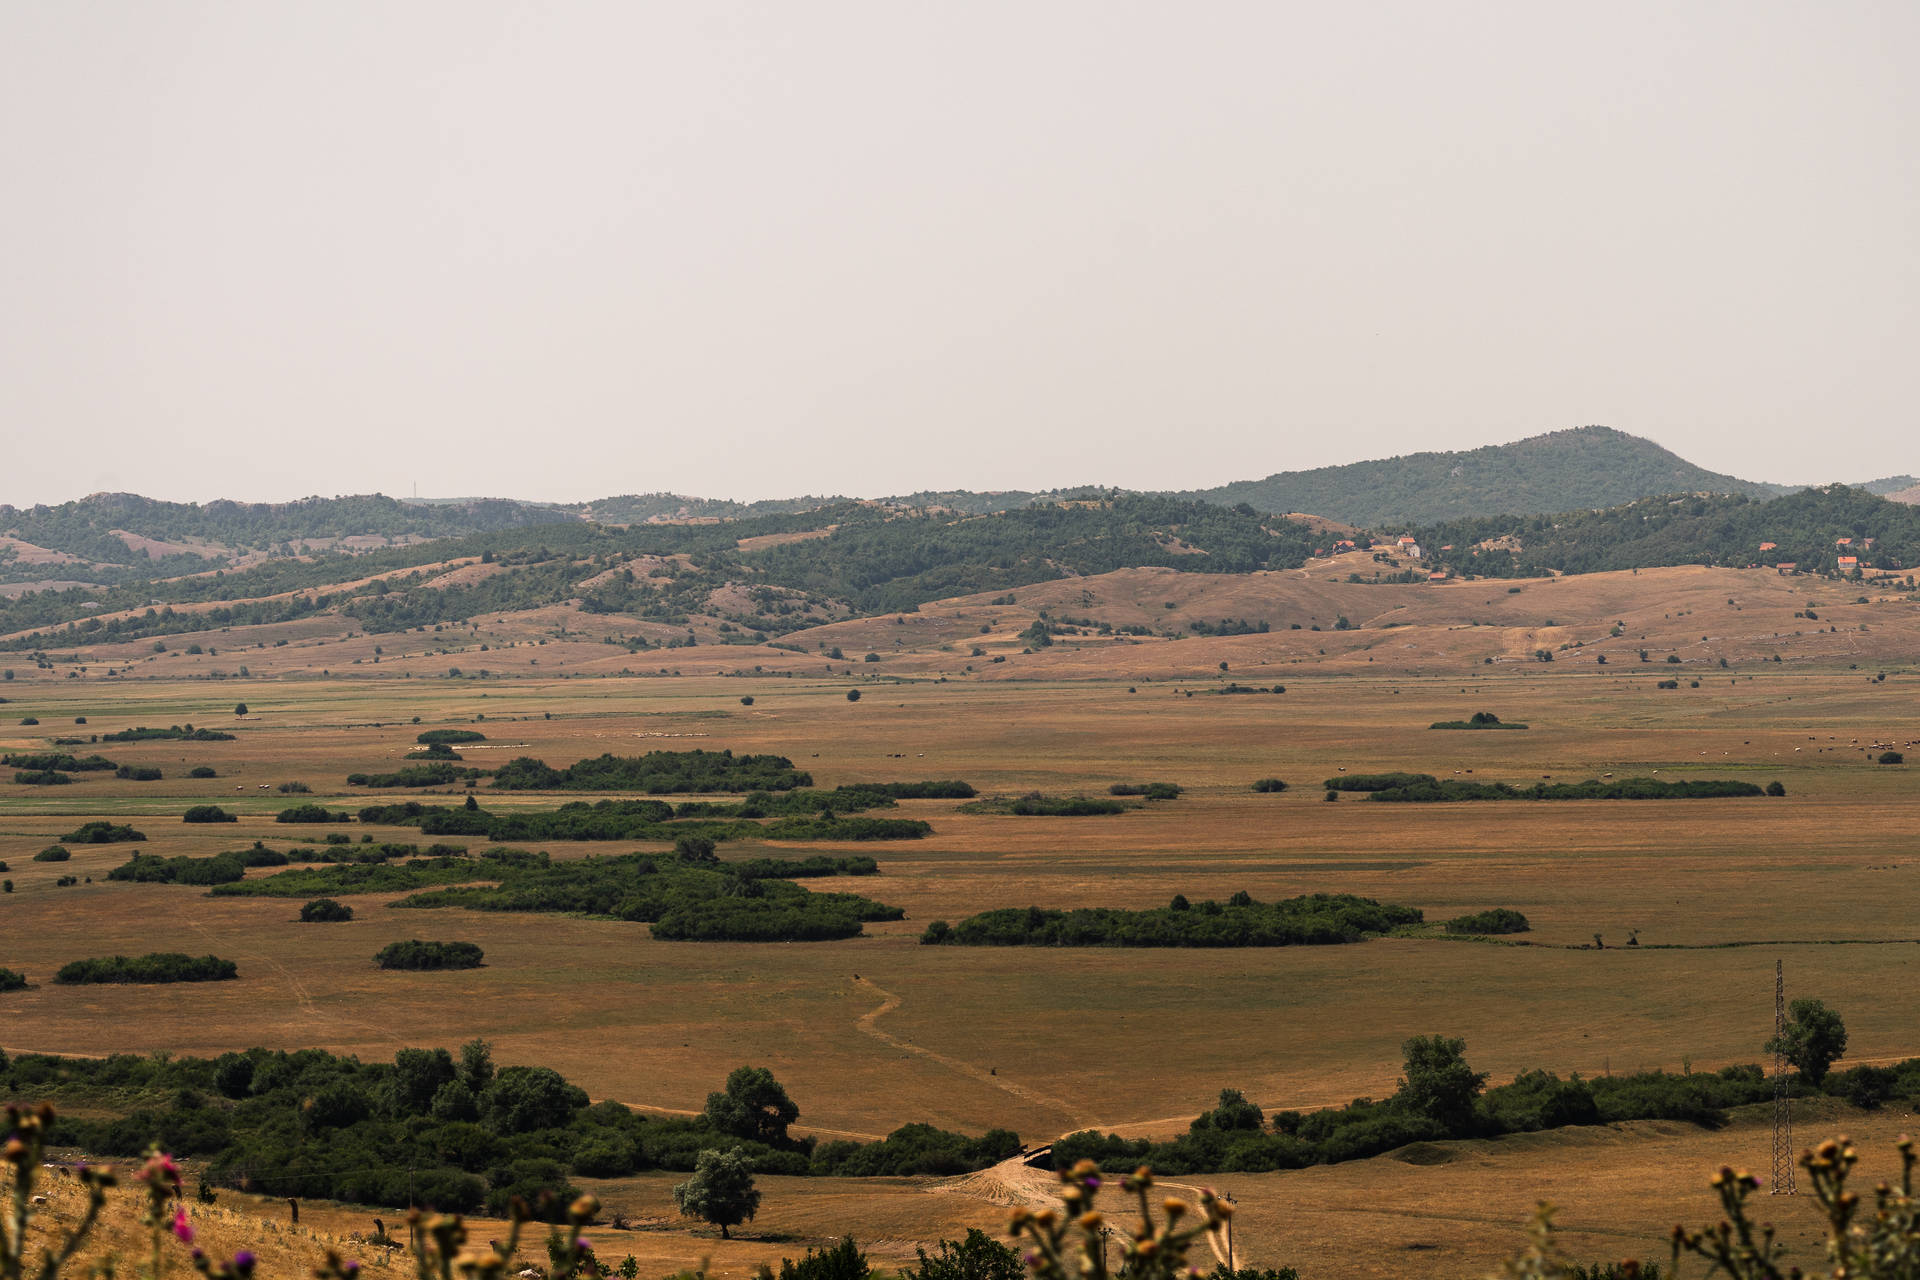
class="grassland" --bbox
[2,564,1917,1275]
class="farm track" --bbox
[853,978,1090,1125]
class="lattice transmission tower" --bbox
[1771,959,1796,1195]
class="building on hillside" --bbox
[1776,562,1798,573]
[1758,541,1777,552]
[1839,555,1859,569]
[1836,537,1853,547]
[1333,539,1357,552]
[1428,570,1448,581]
[1863,537,1877,549]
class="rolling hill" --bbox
[1172,425,1791,525]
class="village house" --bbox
[1758,541,1777,552]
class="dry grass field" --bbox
[3,564,1917,1274]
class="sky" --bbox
[2,2,1915,508]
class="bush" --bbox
[375,940,485,970]
[928,893,1420,948]
[846,689,861,702]
[115,766,163,781]
[300,898,354,922]
[32,846,71,863]
[1766,780,1787,796]
[189,766,218,778]
[1251,778,1289,793]
[0,968,26,992]
[1878,751,1904,765]
[55,954,238,984]
[13,770,70,785]
[183,806,238,824]
[778,1237,868,1280]
[1445,908,1530,935]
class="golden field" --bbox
[2,562,1917,1276]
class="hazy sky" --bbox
[2,2,1915,507]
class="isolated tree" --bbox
[1768,998,1849,1085]
[846,689,861,702]
[234,702,248,717]
[672,1148,760,1239]
[703,1065,799,1144]
[1190,1087,1263,1132]
[1394,1035,1487,1135]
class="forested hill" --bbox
[0,497,1316,650]
[1173,426,1787,525]
[0,493,571,569]
[1416,485,1920,578]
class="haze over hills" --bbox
[1,428,1914,605]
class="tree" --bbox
[1768,998,1848,1085]
[234,702,248,716]
[703,1065,799,1144]
[1394,1035,1487,1134]
[458,1038,495,1092]
[1190,1088,1263,1132]
[672,1148,760,1239]
[846,689,861,702]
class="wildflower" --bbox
[173,1206,195,1243]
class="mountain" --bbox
[1171,426,1790,526]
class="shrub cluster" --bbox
[62,821,146,843]
[2,752,116,771]
[489,749,812,793]
[109,844,288,886]
[1429,712,1528,730]
[1251,777,1289,793]
[922,893,1420,948]
[374,940,485,970]
[100,725,234,742]
[1108,782,1182,799]
[299,898,354,922]
[0,968,27,992]
[1444,908,1531,935]
[32,845,72,863]
[276,803,354,823]
[1323,774,1766,802]
[416,729,487,745]
[54,953,238,984]
[183,805,238,823]
[347,763,490,787]
[360,797,931,843]
[10,1046,1017,1214]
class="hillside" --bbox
[1173,425,1788,525]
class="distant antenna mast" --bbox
[1771,959,1796,1195]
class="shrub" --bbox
[32,846,71,863]
[19,717,38,726]
[375,940,485,970]
[300,898,354,922]
[1251,778,1288,793]
[1878,751,1904,765]
[54,954,238,984]
[1766,780,1787,796]
[62,821,145,843]
[846,689,861,702]
[188,766,218,778]
[183,806,238,824]
[777,1237,869,1280]
[13,770,70,785]
[278,780,311,794]
[1444,908,1530,935]
[115,766,163,781]
[0,968,26,992]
